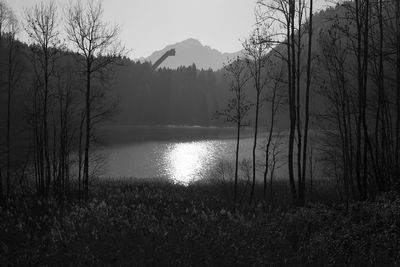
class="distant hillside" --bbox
[0,3,359,130]
[94,5,350,128]
[145,38,243,71]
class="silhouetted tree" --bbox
[317,22,355,204]
[65,0,124,199]
[262,63,284,201]
[299,0,313,206]
[257,0,315,205]
[257,0,298,203]
[268,132,284,205]
[395,0,400,181]
[216,56,251,209]
[243,24,271,205]
[5,7,21,202]
[0,0,10,207]
[25,0,60,197]
[313,0,400,201]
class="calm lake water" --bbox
[97,126,287,184]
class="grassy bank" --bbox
[1,178,400,266]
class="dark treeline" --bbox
[113,61,228,126]
[311,0,400,204]
[216,0,400,208]
[112,59,289,127]
[0,0,123,205]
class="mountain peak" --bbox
[146,38,243,70]
[181,38,202,46]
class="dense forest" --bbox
[112,61,228,126]
[1,0,400,265]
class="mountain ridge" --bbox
[145,38,244,71]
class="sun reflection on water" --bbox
[165,141,214,184]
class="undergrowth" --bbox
[0,178,399,266]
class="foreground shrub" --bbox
[0,179,399,266]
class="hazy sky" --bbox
[8,0,333,59]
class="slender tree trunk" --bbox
[287,0,297,202]
[355,0,365,200]
[0,32,3,207]
[249,89,260,205]
[52,119,57,196]
[36,92,45,196]
[361,0,370,197]
[44,50,51,197]
[358,0,381,196]
[65,98,70,195]
[0,167,3,208]
[296,0,303,205]
[301,0,313,207]
[338,108,349,206]
[308,143,313,202]
[233,72,244,209]
[263,121,273,202]
[270,148,277,206]
[374,41,382,189]
[6,38,12,200]
[263,150,269,201]
[234,119,240,208]
[84,61,91,199]
[57,91,63,196]
[376,0,385,189]
[346,93,355,198]
[60,91,66,195]
[264,84,277,201]
[341,86,351,203]
[290,0,298,203]
[78,113,84,200]
[33,91,39,195]
[395,0,400,178]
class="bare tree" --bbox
[25,0,60,197]
[257,0,298,203]
[288,0,297,204]
[317,22,355,203]
[5,7,22,201]
[243,24,271,205]
[308,141,314,203]
[269,132,284,206]
[262,63,284,201]
[65,0,124,199]
[346,0,373,200]
[52,61,81,197]
[395,0,400,179]
[0,0,10,207]
[299,0,313,206]
[313,0,400,201]
[216,56,251,209]
[257,0,314,205]
[295,0,306,205]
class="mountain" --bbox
[3,3,379,130]
[145,38,243,71]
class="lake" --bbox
[97,125,288,184]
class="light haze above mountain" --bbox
[145,38,244,71]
